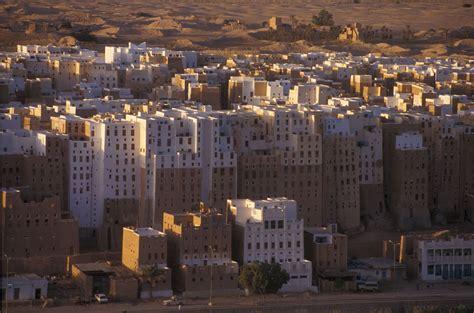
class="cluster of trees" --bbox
[140,262,290,296]
[254,9,339,43]
[139,264,473,312]
[253,25,340,43]
[238,261,290,295]
[312,9,335,27]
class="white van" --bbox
[358,281,379,292]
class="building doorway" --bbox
[35,288,42,299]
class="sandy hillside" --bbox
[0,0,472,56]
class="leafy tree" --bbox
[239,261,289,294]
[264,261,290,293]
[141,265,166,299]
[239,262,265,294]
[312,9,334,26]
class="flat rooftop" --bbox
[1,273,45,286]
[73,262,115,274]
[349,258,407,269]
[132,227,165,237]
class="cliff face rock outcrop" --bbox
[58,35,77,47]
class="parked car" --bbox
[357,281,379,292]
[162,296,184,306]
[94,293,109,304]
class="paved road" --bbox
[11,290,474,313]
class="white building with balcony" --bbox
[228,197,312,292]
[416,235,473,281]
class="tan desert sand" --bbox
[0,0,473,57]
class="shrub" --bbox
[239,261,289,294]
[136,12,154,17]
[312,9,334,26]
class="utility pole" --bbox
[209,249,213,307]
[4,254,11,313]
[2,207,6,313]
[208,210,214,307]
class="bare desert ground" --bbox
[0,0,473,56]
